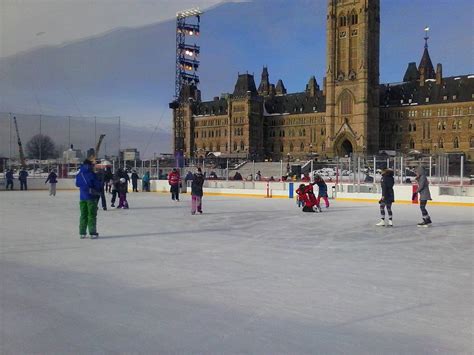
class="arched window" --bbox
[438,137,444,148]
[225,142,228,151]
[233,142,237,151]
[438,121,442,130]
[290,143,294,152]
[300,142,305,151]
[340,91,353,115]
[240,141,244,151]
[351,12,358,25]
[339,15,347,27]
[413,123,416,132]
[302,128,306,136]
[280,143,284,152]
[410,140,415,149]
[408,124,412,132]
[453,137,459,149]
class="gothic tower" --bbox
[325,0,380,156]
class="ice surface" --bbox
[0,191,473,354]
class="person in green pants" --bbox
[75,159,102,239]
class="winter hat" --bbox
[120,178,126,183]
[416,166,426,176]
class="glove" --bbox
[412,192,417,201]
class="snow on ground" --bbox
[0,191,473,354]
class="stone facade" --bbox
[172,0,474,161]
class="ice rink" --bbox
[1,190,473,354]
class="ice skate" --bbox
[387,219,393,227]
[417,219,430,227]
[80,234,86,239]
[375,219,386,226]
[90,233,99,239]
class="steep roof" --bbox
[233,74,258,97]
[380,75,474,107]
[264,91,325,116]
[418,47,435,79]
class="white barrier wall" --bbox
[1,178,473,205]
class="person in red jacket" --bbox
[168,168,181,201]
[296,183,321,212]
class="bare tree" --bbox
[26,134,57,159]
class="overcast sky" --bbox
[0,0,248,58]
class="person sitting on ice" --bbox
[295,183,321,212]
[313,174,330,209]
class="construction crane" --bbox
[13,116,26,168]
[88,134,106,163]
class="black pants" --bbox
[99,190,107,210]
[132,181,138,192]
[170,185,179,201]
[111,190,118,205]
[379,201,393,219]
[420,200,429,217]
[6,180,13,190]
[20,180,27,190]
[143,181,150,192]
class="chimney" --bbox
[436,63,443,85]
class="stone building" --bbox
[172,0,474,161]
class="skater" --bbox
[131,170,139,192]
[314,174,330,208]
[45,169,58,196]
[296,183,320,212]
[5,169,14,190]
[413,166,432,227]
[117,177,129,209]
[191,167,205,214]
[376,168,394,227]
[111,168,127,207]
[233,171,243,180]
[96,168,108,210]
[75,159,101,239]
[142,171,150,192]
[19,168,28,190]
[104,167,113,193]
[168,168,180,201]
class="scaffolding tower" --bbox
[170,7,202,165]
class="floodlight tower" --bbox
[170,7,202,165]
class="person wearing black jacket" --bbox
[191,168,205,214]
[376,168,395,227]
[96,169,108,210]
[45,169,58,196]
[131,170,139,192]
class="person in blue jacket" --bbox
[75,159,102,239]
[45,169,58,196]
[19,168,28,190]
[5,169,14,190]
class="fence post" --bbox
[226,159,229,181]
[280,159,283,181]
[429,156,432,177]
[373,155,376,183]
[460,155,464,187]
[310,159,314,182]
[252,160,255,181]
[386,158,389,169]
[357,156,361,192]
[446,155,449,183]
[400,156,404,184]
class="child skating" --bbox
[117,177,129,209]
[191,167,205,214]
[314,174,330,209]
[296,183,321,212]
[376,168,395,227]
[413,166,432,227]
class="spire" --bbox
[306,76,319,97]
[418,27,435,83]
[258,66,271,96]
[275,79,287,95]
